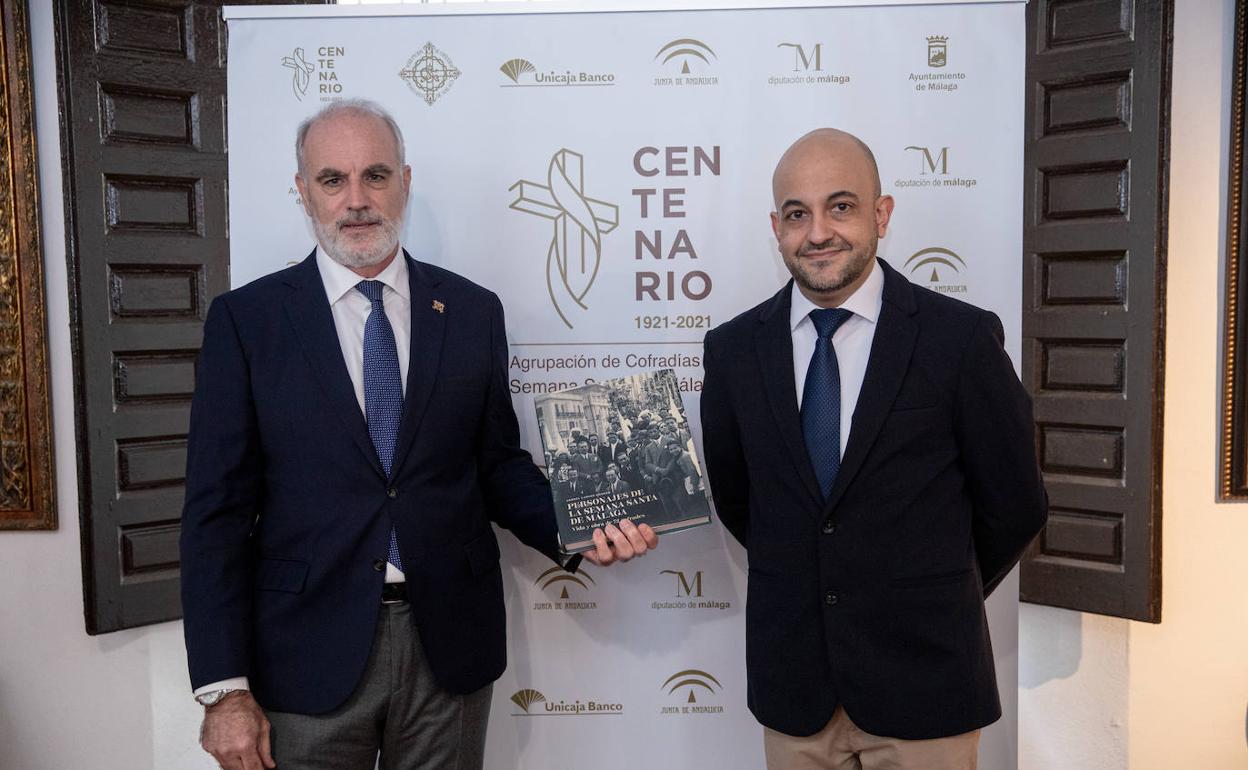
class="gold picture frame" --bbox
[1223,2,1248,499]
[0,0,55,530]
[1222,0,1248,499]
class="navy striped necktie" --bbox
[801,308,853,499]
[356,280,403,571]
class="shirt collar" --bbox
[789,257,884,332]
[316,245,411,305]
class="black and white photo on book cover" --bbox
[533,369,711,553]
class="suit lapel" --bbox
[282,252,384,478]
[755,282,824,509]
[823,259,919,513]
[389,254,447,479]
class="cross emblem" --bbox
[399,42,461,106]
[280,47,314,101]
[509,149,618,329]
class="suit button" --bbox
[387,488,398,499]
[824,591,838,606]
[372,559,385,572]
[822,520,836,535]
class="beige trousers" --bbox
[763,707,980,770]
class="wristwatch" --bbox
[195,688,242,707]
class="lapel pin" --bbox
[432,300,445,314]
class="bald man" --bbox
[699,129,1047,769]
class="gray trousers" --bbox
[267,602,492,770]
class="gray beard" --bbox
[314,216,402,270]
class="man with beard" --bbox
[700,128,1046,769]
[181,100,657,770]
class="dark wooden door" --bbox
[1019,0,1173,622]
[56,0,320,634]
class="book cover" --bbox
[533,369,711,553]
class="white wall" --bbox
[1128,0,1248,764]
[1020,1,1248,769]
[1019,609,1129,769]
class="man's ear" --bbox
[295,173,310,215]
[875,195,895,238]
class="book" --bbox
[533,369,712,553]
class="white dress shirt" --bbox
[790,258,884,458]
[316,246,412,420]
[193,247,413,702]
[317,246,411,585]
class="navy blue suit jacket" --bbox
[181,251,564,715]
[700,258,1047,740]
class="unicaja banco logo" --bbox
[499,57,615,87]
[500,58,536,83]
[510,687,624,716]
[655,38,717,74]
[510,688,546,713]
[535,565,595,599]
[778,42,822,72]
[509,149,619,329]
[280,48,314,100]
[663,669,721,704]
[399,42,461,106]
[906,246,966,284]
[927,36,948,68]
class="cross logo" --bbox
[509,150,618,329]
[280,47,314,101]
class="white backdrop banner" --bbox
[224,3,1024,768]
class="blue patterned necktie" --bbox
[801,308,853,499]
[356,280,403,571]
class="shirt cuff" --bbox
[193,677,250,700]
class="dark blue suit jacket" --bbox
[180,251,565,715]
[700,258,1047,740]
